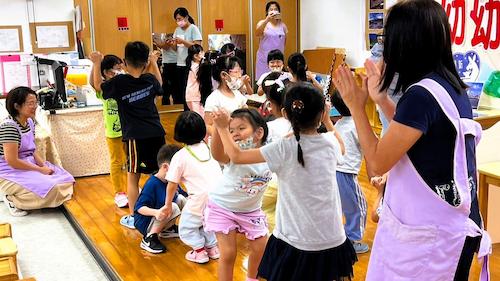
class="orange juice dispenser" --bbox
[66,66,89,106]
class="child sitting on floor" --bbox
[134,144,187,254]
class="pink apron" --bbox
[0,118,75,198]
[255,22,286,80]
[366,79,491,280]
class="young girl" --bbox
[164,111,223,264]
[212,83,356,281]
[287,52,323,92]
[205,108,272,281]
[204,56,248,136]
[185,44,212,117]
[261,72,291,143]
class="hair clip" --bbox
[291,100,304,112]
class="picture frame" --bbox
[370,0,385,10]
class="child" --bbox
[287,52,323,92]
[164,111,223,263]
[101,41,166,229]
[205,108,272,281]
[212,83,357,281]
[89,52,128,208]
[204,56,248,136]
[256,49,292,96]
[185,44,212,117]
[261,72,291,143]
[331,90,369,254]
[219,43,253,95]
[134,144,187,254]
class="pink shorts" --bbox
[204,200,268,240]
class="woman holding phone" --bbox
[255,1,287,80]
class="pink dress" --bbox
[185,62,204,117]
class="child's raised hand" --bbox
[212,109,231,129]
[321,100,332,124]
[242,74,251,85]
[89,51,103,64]
[333,65,369,112]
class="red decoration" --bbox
[215,19,224,31]
[117,17,129,31]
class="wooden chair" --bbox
[0,257,18,281]
[0,225,11,239]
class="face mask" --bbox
[177,20,186,28]
[236,136,257,150]
[227,76,243,90]
[112,69,126,75]
[270,66,283,72]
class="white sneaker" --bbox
[3,195,28,217]
[114,192,128,208]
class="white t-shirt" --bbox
[266,117,292,144]
[334,117,362,174]
[204,89,247,113]
[166,143,223,216]
[209,162,272,212]
[260,132,346,251]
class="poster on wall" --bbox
[440,0,500,109]
[365,0,386,50]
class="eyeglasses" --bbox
[24,101,38,107]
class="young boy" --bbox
[89,52,128,208]
[331,90,369,254]
[256,49,292,96]
[99,41,166,229]
[134,144,186,254]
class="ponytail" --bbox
[290,100,305,167]
[188,15,195,25]
[287,52,308,82]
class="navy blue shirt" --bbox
[101,73,165,140]
[134,175,178,235]
[393,73,481,226]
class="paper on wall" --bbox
[0,28,21,52]
[35,25,70,48]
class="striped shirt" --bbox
[0,118,31,156]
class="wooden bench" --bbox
[0,238,17,265]
[0,225,11,239]
[0,257,18,281]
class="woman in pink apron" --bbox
[255,1,287,80]
[0,87,74,216]
[333,1,491,280]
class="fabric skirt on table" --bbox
[258,235,357,281]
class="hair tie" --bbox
[263,79,285,92]
[291,100,304,113]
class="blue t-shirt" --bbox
[133,175,178,235]
[393,73,480,226]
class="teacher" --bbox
[333,0,490,280]
[0,87,74,217]
[255,1,287,80]
[173,7,202,111]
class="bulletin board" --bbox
[29,21,75,53]
[0,26,23,53]
[366,0,386,50]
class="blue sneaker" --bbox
[120,215,135,229]
[352,241,369,254]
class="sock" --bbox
[195,248,205,253]
[246,277,259,281]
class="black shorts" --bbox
[126,136,165,174]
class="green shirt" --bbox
[96,91,122,138]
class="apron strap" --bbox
[465,218,492,281]
[460,118,482,145]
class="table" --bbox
[43,106,110,177]
[478,162,500,228]
[474,108,500,130]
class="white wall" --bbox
[300,0,398,67]
[0,0,75,54]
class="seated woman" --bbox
[0,87,74,216]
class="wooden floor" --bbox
[65,170,499,281]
